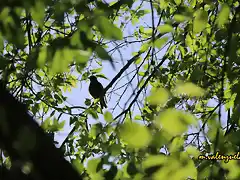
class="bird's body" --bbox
[89,76,107,109]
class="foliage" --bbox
[1,0,240,179]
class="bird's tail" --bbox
[100,97,107,109]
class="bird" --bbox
[88,76,107,109]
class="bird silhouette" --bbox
[89,76,107,109]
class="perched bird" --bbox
[89,76,107,109]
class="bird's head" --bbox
[89,76,98,82]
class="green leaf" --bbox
[169,136,184,153]
[155,109,197,136]
[193,10,208,33]
[147,88,169,105]
[185,146,200,158]
[157,24,174,34]
[89,123,102,138]
[41,117,51,130]
[87,108,99,119]
[174,0,182,5]
[154,37,169,49]
[140,42,150,52]
[217,4,230,28]
[75,50,91,64]
[31,1,45,27]
[119,122,152,148]
[104,111,113,122]
[138,71,145,76]
[142,155,166,169]
[87,158,102,174]
[173,14,189,22]
[175,82,205,97]
[134,57,142,64]
[159,0,169,9]
[109,144,121,156]
[50,48,89,75]
[90,67,102,74]
[95,16,123,40]
[95,46,111,60]
[134,115,142,120]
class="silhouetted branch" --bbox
[0,81,82,180]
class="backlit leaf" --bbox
[104,111,113,122]
[175,82,205,97]
[120,122,152,148]
[95,16,123,40]
[217,4,230,27]
[154,37,168,49]
[148,88,169,105]
[157,24,174,34]
[193,10,208,33]
[155,109,197,136]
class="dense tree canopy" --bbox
[1,0,240,179]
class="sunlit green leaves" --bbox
[86,108,99,119]
[41,117,65,132]
[155,109,197,136]
[119,122,152,148]
[157,24,174,34]
[89,123,102,138]
[221,160,240,179]
[87,158,102,174]
[147,88,169,105]
[0,8,25,48]
[169,136,184,153]
[140,42,150,52]
[75,50,92,63]
[152,153,197,180]
[134,56,142,64]
[159,0,169,9]
[154,37,169,49]
[173,14,189,22]
[109,144,122,156]
[104,111,113,122]
[31,1,45,27]
[175,82,205,97]
[174,0,181,5]
[216,4,230,28]
[142,155,166,169]
[51,48,90,75]
[37,47,47,68]
[94,15,123,40]
[143,153,197,180]
[193,9,208,33]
